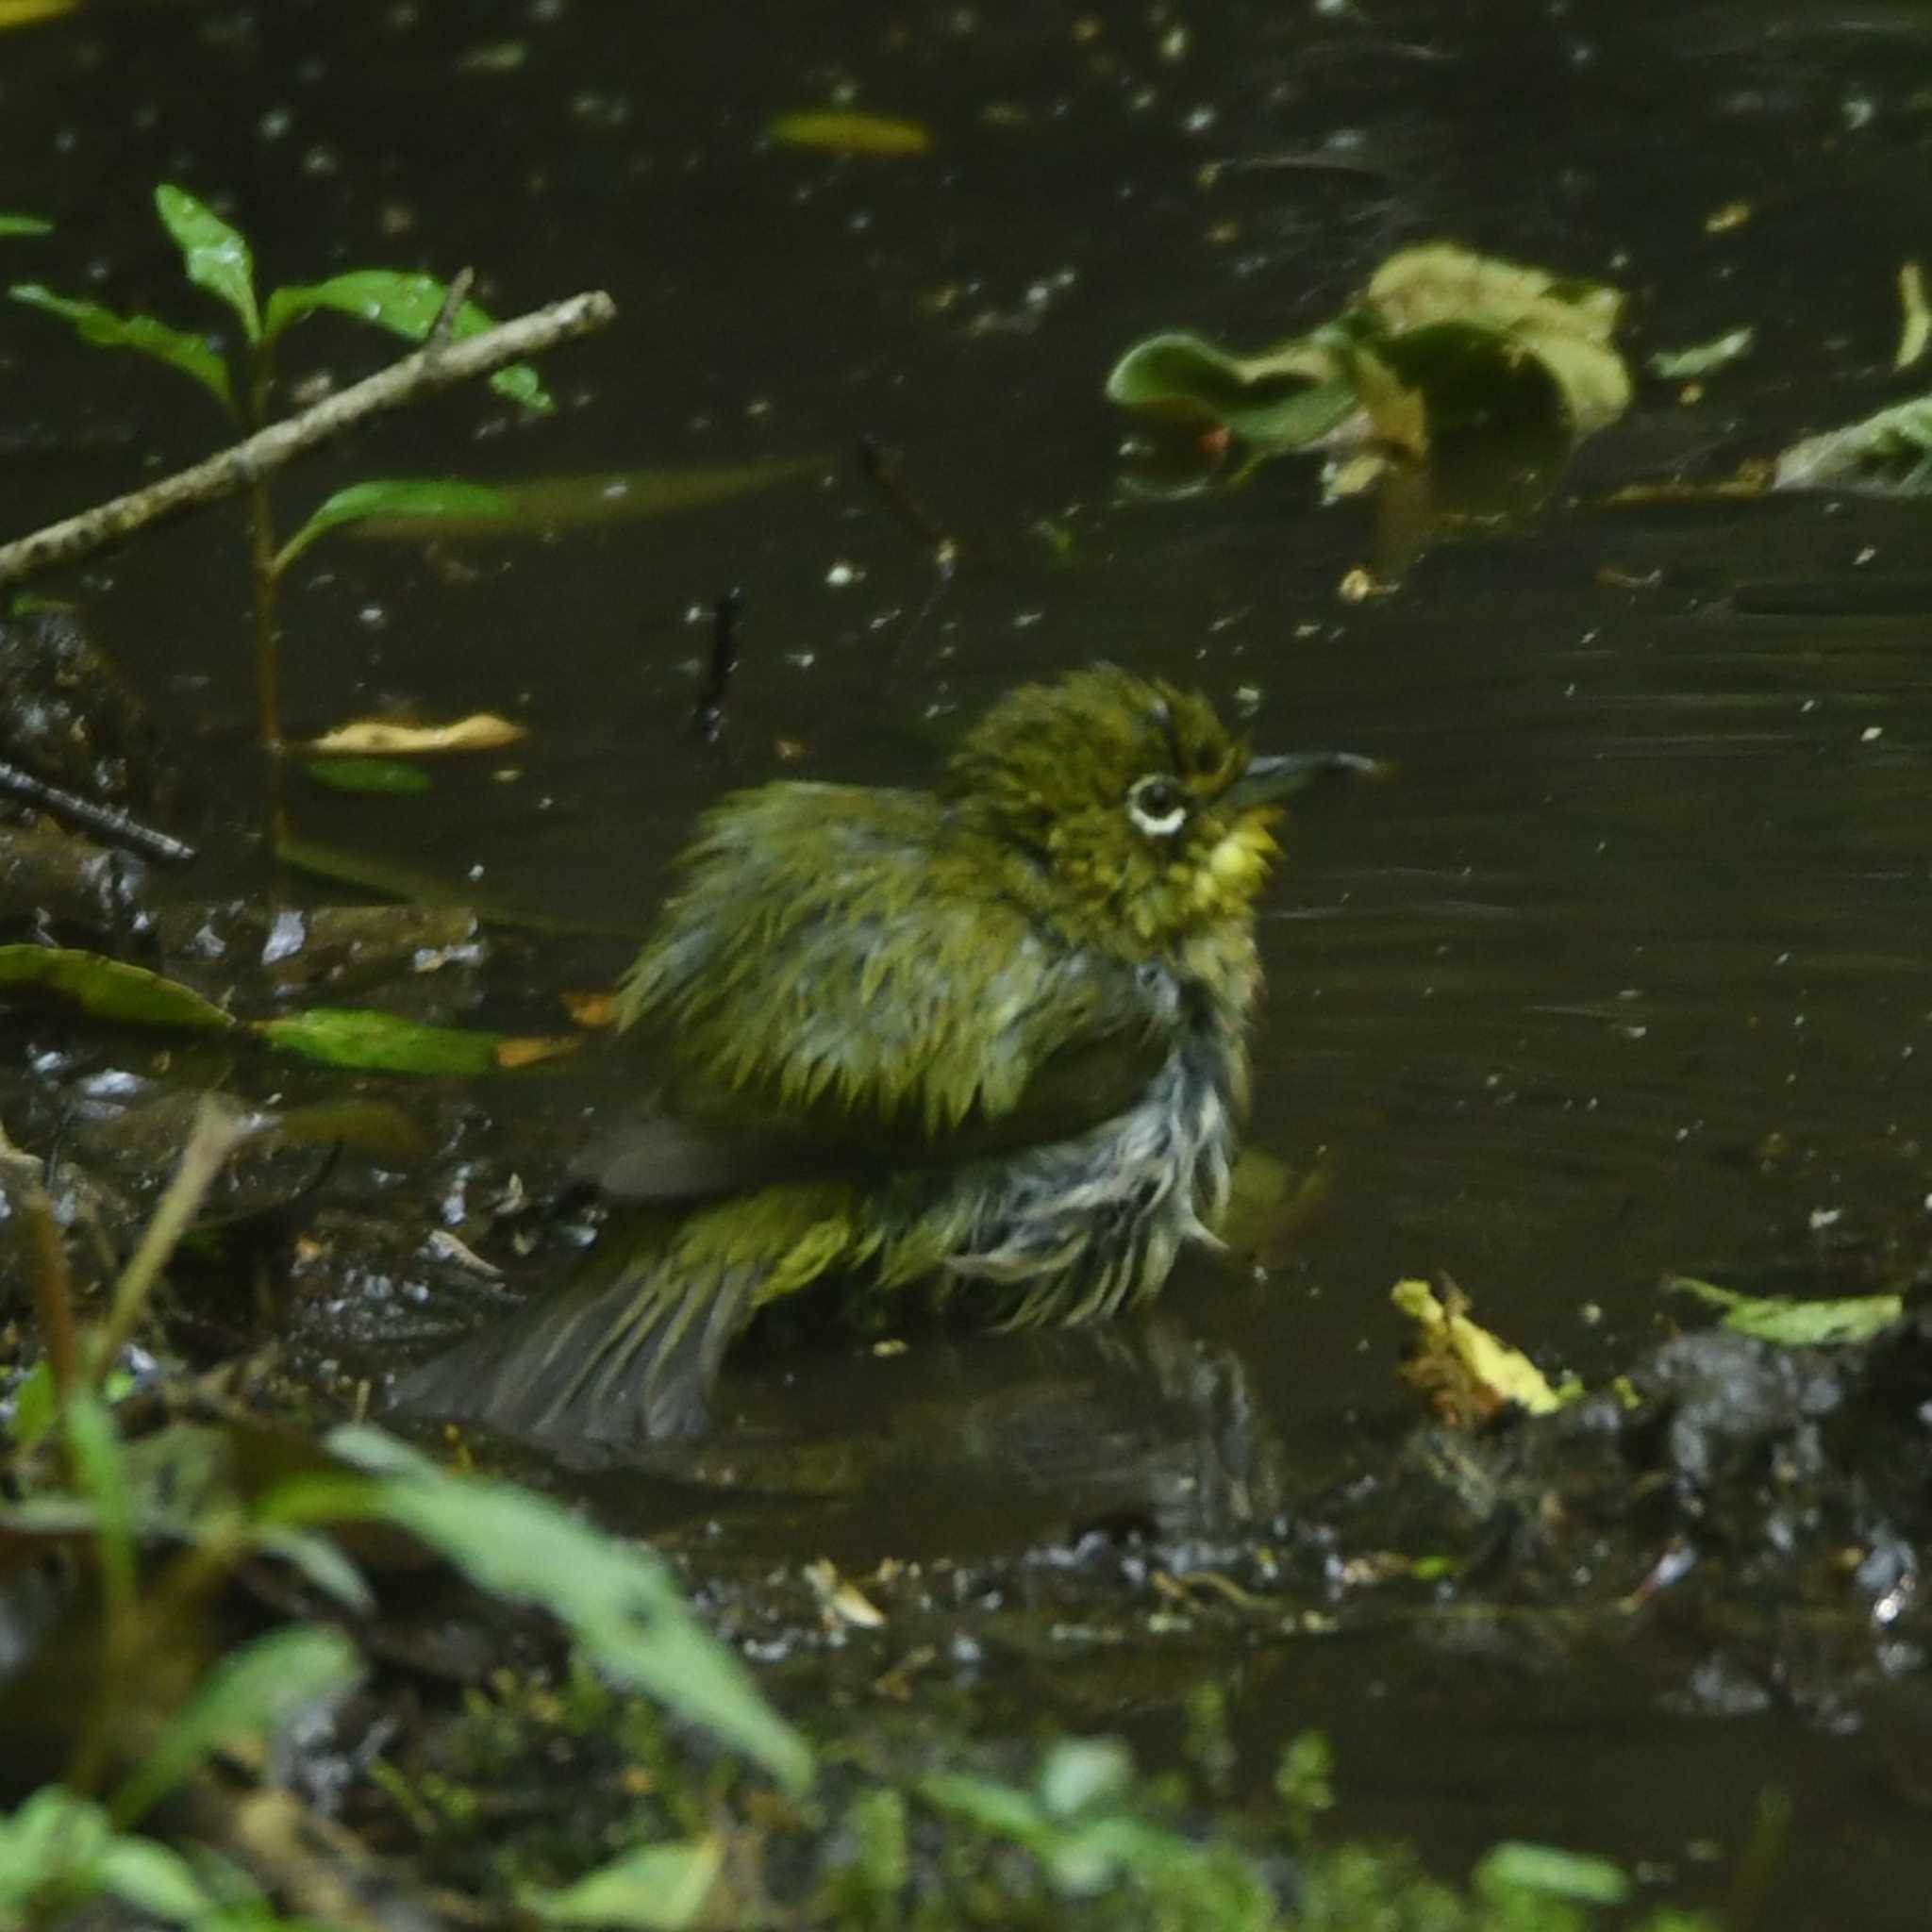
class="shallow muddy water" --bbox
[5,0,1932,1922]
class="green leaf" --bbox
[8,1359,56,1449]
[92,1837,216,1922]
[64,1396,137,1624]
[263,269,551,409]
[300,755,432,795]
[1474,1841,1631,1906]
[111,1624,362,1825]
[340,459,824,539]
[1666,1276,1902,1347]
[1774,392,1932,495]
[768,109,933,156]
[1648,326,1755,381]
[0,213,52,237]
[524,1837,725,1928]
[1038,1739,1133,1819]
[0,944,239,1030]
[254,1007,520,1075]
[920,1771,1046,1842]
[154,183,259,342]
[276,478,518,573]
[1105,329,1361,448]
[8,284,233,409]
[274,832,638,939]
[327,1425,814,1792]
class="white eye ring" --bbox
[1126,775,1189,838]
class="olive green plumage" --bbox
[396,665,1363,1447]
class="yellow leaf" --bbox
[306,712,525,755]
[493,1034,583,1070]
[0,0,77,28]
[769,110,933,156]
[1391,1276,1571,1425]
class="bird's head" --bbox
[943,664,1371,952]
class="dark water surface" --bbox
[6,0,1932,1920]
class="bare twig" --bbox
[0,289,618,588]
[0,758,197,865]
[426,266,476,355]
[856,433,958,663]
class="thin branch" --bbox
[0,288,618,588]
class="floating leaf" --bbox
[1774,392,1932,495]
[1648,326,1755,381]
[1104,330,1361,446]
[8,285,232,410]
[341,459,824,539]
[269,1097,428,1161]
[1474,1843,1630,1907]
[262,268,551,409]
[328,1425,814,1792]
[0,213,52,237]
[302,755,432,795]
[305,711,524,755]
[253,1006,566,1075]
[769,109,933,156]
[0,0,76,26]
[1666,1276,1901,1347]
[1392,1276,1577,1425]
[1106,242,1629,476]
[524,1837,725,1929]
[1897,262,1930,373]
[154,183,259,342]
[275,477,518,572]
[0,945,237,1030]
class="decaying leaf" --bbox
[1391,1276,1576,1427]
[1665,1276,1902,1348]
[305,713,525,756]
[1105,242,1629,495]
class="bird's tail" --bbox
[390,1217,761,1451]
[391,1183,869,1453]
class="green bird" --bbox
[396,665,1370,1447]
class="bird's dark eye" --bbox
[1125,774,1190,837]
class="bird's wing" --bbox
[590,783,1174,1199]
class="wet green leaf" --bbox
[1774,393,1932,495]
[262,269,552,409]
[524,1836,725,1928]
[0,1790,211,1926]
[327,1425,814,1792]
[276,478,518,572]
[154,184,259,342]
[301,755,433,795]
[769,109,934,155]
[8,284,233,410]
[254,1007,523,1075]
[1107,243,1629,475]
[110,1624,362,1826]
[0,944,238,1030]
[1474,1842,1630,1906]
[0,213,51,237]
[1666,1276,1902,1346]
[1648,326,1755,380]
[341,459,824,539]
[7,1360,55,1449]
[1104,329,1359,446]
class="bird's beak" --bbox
[1224,749,1384,811]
